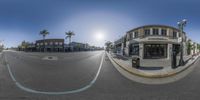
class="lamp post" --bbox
[177,19,187,66]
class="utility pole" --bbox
[177,19,187,66]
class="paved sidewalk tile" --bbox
[109,52,199,77]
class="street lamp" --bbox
[177,19,187,66]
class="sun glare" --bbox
[94,30,105,41]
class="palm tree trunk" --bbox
[43,35,45,52]
[69,37,71,44]
[69,37,72,51]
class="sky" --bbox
[0,0,199,47]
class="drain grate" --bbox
[42,56,58,60]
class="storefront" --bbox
[114,37,125,55]
[144,44,167,59]
[129,43,139,56]
[123,25,187,67]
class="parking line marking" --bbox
[4,51,105,95]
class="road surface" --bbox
[0,50,200,100]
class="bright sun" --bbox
[94,31,105,41]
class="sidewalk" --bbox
[107,52,200,78]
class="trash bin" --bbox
[132,57,140,68]
[171,50,177,69]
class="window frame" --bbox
[152,28,159,35]
[134,31,139,38]
[161,29,167,36]
[144,29,150,36]
[173,31,177,38]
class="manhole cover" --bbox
[48,57,53,59]
[42,56,58,60]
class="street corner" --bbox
[106,52,200,84]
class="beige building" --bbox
[122,25,188,67]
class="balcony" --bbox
[141,34,178,39]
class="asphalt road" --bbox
[0,50,200,100]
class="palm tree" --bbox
[39,29,49,52]
[65,31,75,51]
[105,41,112,52]
[65,31,75,44]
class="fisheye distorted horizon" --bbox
[0,0,199,47]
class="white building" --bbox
[116,25,188,67]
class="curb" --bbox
[107,52,199,78]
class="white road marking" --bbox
[4,51,105,95]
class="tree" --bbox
[0,44,4,52]
[39,29,49,52]
[65,31,75,44]
[40,29,49,40]
[105,41,112,52]
[187,39,192,55]
[0,40,4,52]
[198,44,200,52]
[191,43,195,55]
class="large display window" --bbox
[144,44,167,59]
[130,43,139,56]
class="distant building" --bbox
[64,42,89,52]
[27,42,36,51]
[35,39,64,52]
[70,42,89,51]
[114,36,125,55]
[20,38,103,52]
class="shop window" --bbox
[130,43,139,56]
[144,44,167,59]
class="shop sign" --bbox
[148,37,168,41]
[178,37,182,43]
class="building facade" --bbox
[191,42,199,55]
[114,36,125,55]
[115,25,188,67]
[36,39,64,52]
[20,38,103,52]
[65,42,90,51]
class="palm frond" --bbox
[40,29,49,35]
[65,31,75,36]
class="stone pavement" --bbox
[107,52,200,84]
